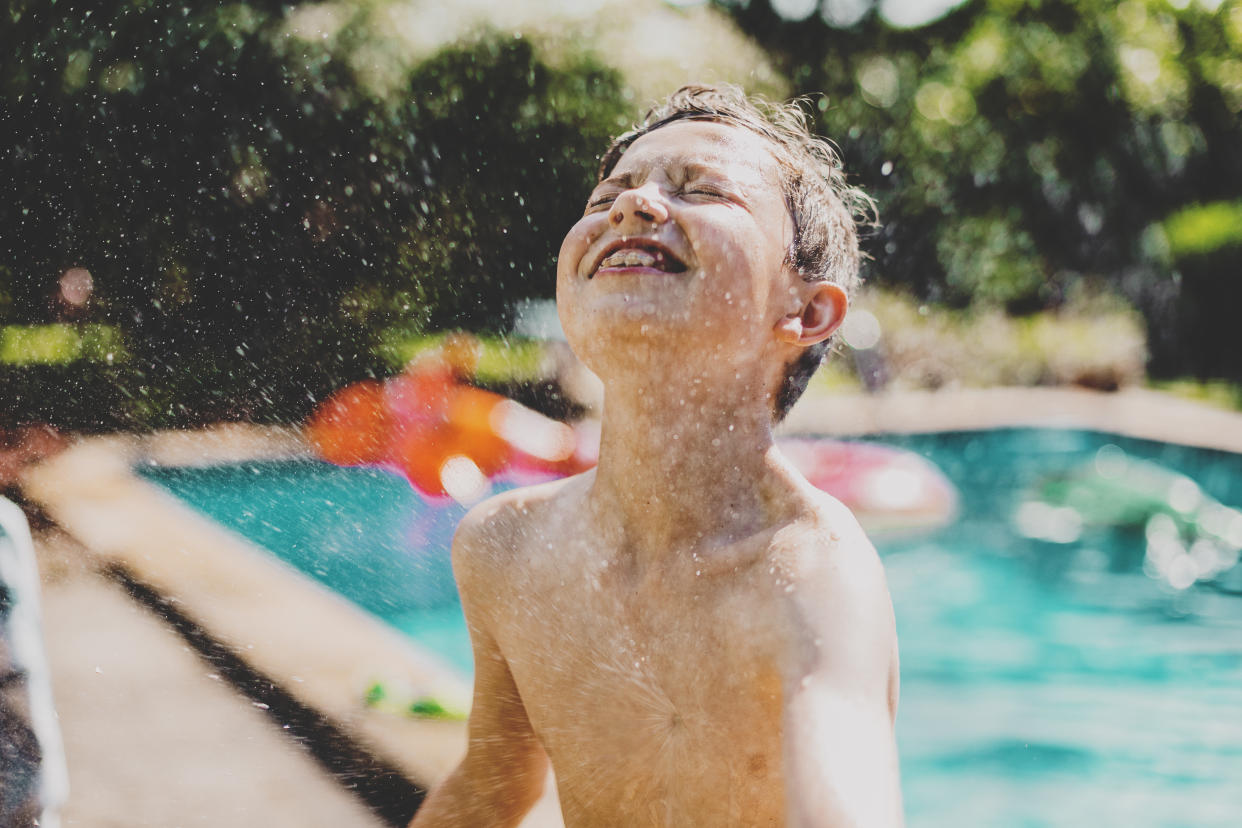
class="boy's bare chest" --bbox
[495,543,791,823]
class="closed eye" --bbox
[585,193,617,212]
[682,186,735,202]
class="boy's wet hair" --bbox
[598,84,874,422]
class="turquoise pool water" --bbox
[141,428,1242,826]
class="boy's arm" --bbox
[782,533,904,828]
[409,514,550,828]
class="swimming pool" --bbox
[141,428,1242,826]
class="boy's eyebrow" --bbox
[596,160,734,191]
[681,161,730,180]
[597,171,636,190]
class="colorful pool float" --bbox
[306,360,590,501]
[778,437,959,534]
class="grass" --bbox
[0,324,128,365]
[1150,379,1242,412]
[376,331,547,384]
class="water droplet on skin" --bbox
[784,583,795,593]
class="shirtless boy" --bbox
[411,84,902,827]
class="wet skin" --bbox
[411,121,903,827]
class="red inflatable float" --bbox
[306,337,589,501]
[778,437,958,534]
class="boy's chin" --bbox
[568,305,692,343]
[567,315,734,377]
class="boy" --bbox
[411,84,903,827]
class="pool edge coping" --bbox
[782,387,1242,454]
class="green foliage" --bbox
[1150,378,1242,412]
[725,0,1242,376]
[841,288,1147,391]
[376,332,546,382]
[935,213,1045,305]
[385,36,629,331]
[0,324,128,365]
[1163,200,1242,258]
[0,364,139,430]
[0,3,629,426]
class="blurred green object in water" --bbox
[1020,445,1242,589]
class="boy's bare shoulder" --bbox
[776,487,900,714]
[451,472,588,577]
[779,483,877,563]
[779,488,893,632]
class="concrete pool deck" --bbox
[33,530,388,828]
[19,386,1242,826]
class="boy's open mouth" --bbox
[590,240,688,277]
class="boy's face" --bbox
[557,119,801,373]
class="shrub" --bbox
[834,288,1147,391]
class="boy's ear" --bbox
[773,282,848,346]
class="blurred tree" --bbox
[0,1,628,426]
[1157,198,1242,380]
[382,35,630,332]
[720,0,1242,379]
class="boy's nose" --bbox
[609,186,669,229]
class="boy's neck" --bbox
[587,370,796,569]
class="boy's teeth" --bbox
[602,249,660,269]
